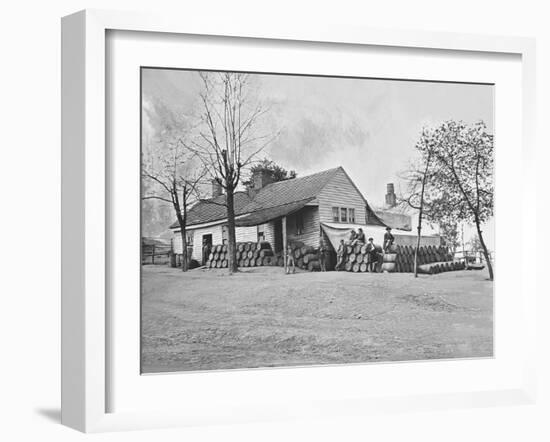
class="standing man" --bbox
[285,241,296,274]
[319,237,328,272]
[335,239,346,271]
[366,237,378,272]
[383,227,395,252]
[202,238,210,266]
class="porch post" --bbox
[282,216,287,270]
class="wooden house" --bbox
[170,166,391,263]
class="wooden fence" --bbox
[141,243,172,265]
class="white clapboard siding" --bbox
[317,168,367,224]
[173,225,224,261]
[263,222,276,246]
[285,206,320,248]
[235,226,258,243]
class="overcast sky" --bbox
[142,68,494,246]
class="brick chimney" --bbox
[211,178,223,198]
[385,183,397,208]
[252,169,274,190]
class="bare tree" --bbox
[142,101,206,271]
[192,72,274,273]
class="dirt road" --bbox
[141,266,493,373]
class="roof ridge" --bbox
[257,166,341,191]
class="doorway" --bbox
[202,234,213,265]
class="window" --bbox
[221,225,228,244]
[257,224,265,242]
[295,213,304,235]
[332,206,357,223]
[340,207,348,223]
[186,231,194,246]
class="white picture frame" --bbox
[61,9,537,433]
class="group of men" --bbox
[335,226,395,272]
[285,226,395,274]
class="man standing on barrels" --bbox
[356,228,366,244]
[285,241,296,274]
[383,227,395,252]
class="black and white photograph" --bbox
[140,68,494,374]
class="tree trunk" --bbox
[225,186,238,273]
[179,227,188,272]
[474,218,494,281]
[414,152,431,278]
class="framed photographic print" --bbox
[61,9,537,432]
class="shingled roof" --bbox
[169,191,252,229]
[170,166,386,228]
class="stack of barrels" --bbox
[236,241,275,267]
[206,240,324,272]
[206,241,277,268]
[342,243,464,274]
[286,241,321,271]
[342,242,382,273]
[385,245,464,274]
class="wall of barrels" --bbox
[206,240,324,271]
[342,244,466,274]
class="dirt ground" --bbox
[141,265,493,373]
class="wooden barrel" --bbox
[294,249,302,259]
[380,262,396,273]
[344,261,353,272]
[213,253,219,261]
[383,253,397,263]
[297,257,304,268]
[209,253,214,261]
[348,253,356,263]
[220,260,227,268]
[303,253,316,264]
[259,249,273,258]
[256,258,263,266]
[346,245,353,255]
[237,243,245,252]
[359,262,368,272]
[249,258,256,267]
[221,245,227,253]
[356,254,364,264]
[245,250,252,259]
[351,263,360,272]
[307,260,320,271]
[263,256,273,266]
[386,244,398,253]
[360,244,368,254]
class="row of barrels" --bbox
[417,260,466,274]
[342,242,385,273]
[206,241,322,271]
[206,241,275,269]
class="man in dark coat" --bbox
[383,227,395,252]
[366,237,378,272]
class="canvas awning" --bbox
[235,198,316,227]
[320,222,441,250]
